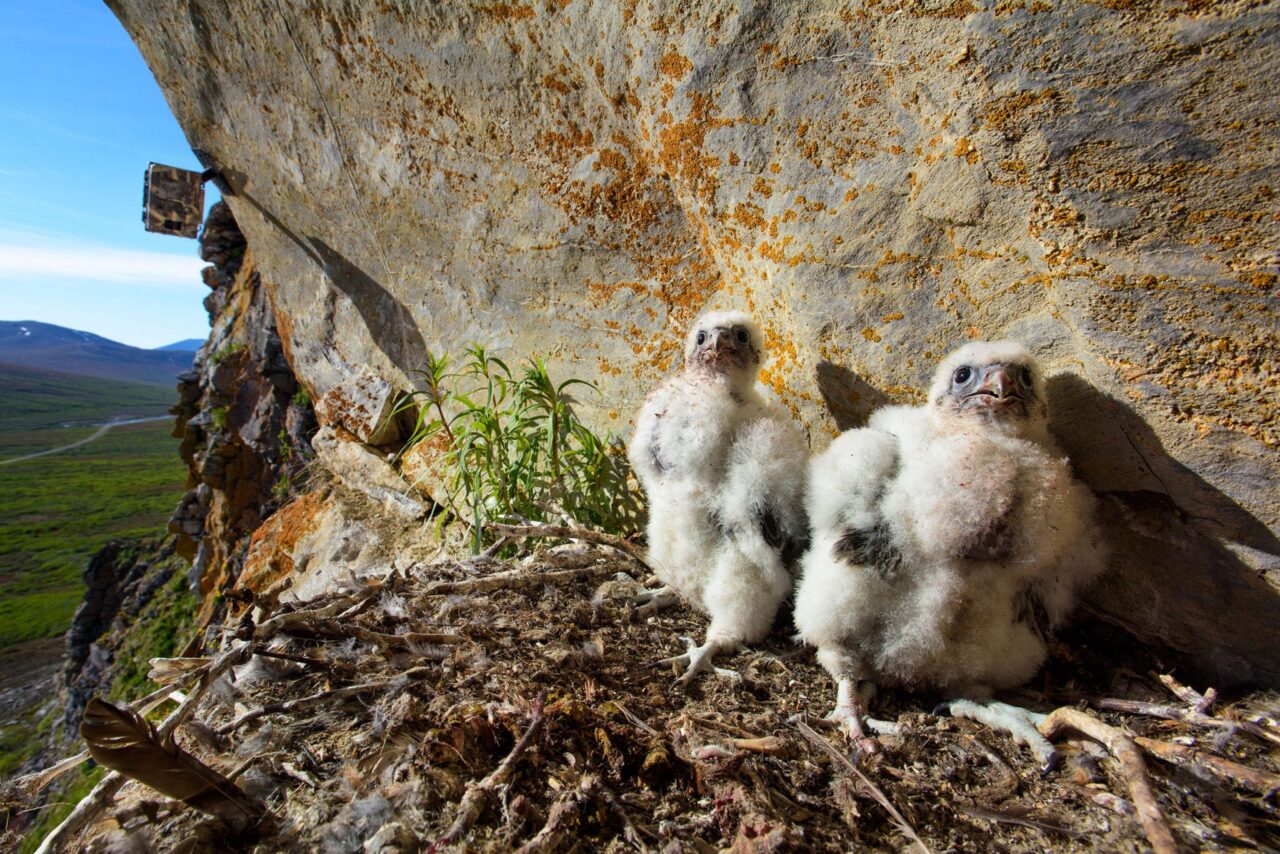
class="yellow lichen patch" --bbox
[478,3,536,21]
[656,93,729,203]
[953,137,979,164]
[657,50,693,79]
[596,148,628,172]
[861,327,881,342]
[542,73,570,94]
[728,201,767,230]
[978,89,1062,135]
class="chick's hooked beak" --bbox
[696,327,748,369]
[965,363,1033,411]
[976,364,1024,399]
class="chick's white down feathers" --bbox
[795,341,1106,708]
[628,311,808,676]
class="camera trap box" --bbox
[142,163,205,238]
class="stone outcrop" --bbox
[62,538,188,729]
[110,1,1280,685]
[168,201,317,626]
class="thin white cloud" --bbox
[0,241,206,288]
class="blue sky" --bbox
[0,0,214,348]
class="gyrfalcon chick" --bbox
[794,341,1106,763]
[628,310,808,685]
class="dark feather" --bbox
[649,410,669,473]
[833,525,902,578]
[649,438,669,473]
[1014,585,1051,644]
[80,697,260,830]
[962,518,1013,562]
[755,506,808,567]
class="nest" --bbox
[18,532,1280,853]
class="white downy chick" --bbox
[794,341,1107,764]
[628,310,809,685]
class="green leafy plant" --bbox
[208,341,246,366]
[393,346,642,552]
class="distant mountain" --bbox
[0,321,196,386]
[154,338,205,353]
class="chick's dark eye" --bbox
[1021,367,1033,385]
[953,366,973,384]
[735,327,748,344]
[695,331,707,346]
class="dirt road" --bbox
[0,416,171,466]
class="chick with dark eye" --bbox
[795,340,1107,766]
[626,309,809,686]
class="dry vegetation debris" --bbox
[11,537,1280,853]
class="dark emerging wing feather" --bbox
[756,506,809,568]
[648,411,670,473]
[1014,585,1051,644]
[833,525,903,578]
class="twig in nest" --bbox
[610,700,658,737]
[433,691,547,850]
[1037,707,1176,854]
[480,535,511,559]
[1092,697,1280,748]
[488,521,650,567]
[251,587,381,639]
[217,665,432,734]
[252,648,343,671]
[514,775,600,854]
[32,771,124,854]
[12,751,90,796]
[959,804,1082,839]
[280,617,464,651]
[730,736,790,756]
[793,717,932,854]
[424,563,620,596]
[601,786,652,852]
[1157,673,1217,714]
[1133,735,1280,795]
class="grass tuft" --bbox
[394,346,643,552]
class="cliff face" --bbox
[168,202,317,627]
[107,1,1279,683]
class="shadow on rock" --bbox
[814,360,893,431]
[1047,374,1280,689]
[214,175,426,373]
[305,236,426,372]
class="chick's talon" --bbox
[944,698,1057,770]
[826,705,882,755]
[633,586,678,616]
[656,637,740,687]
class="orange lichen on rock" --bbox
[236,491,332,602]
[656,93,730,204]
[657,50,693,79]
[478,3,536,21]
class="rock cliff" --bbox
[167,202,317,627]
[107,0,1279,684]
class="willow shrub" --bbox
[394,345,643,552]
